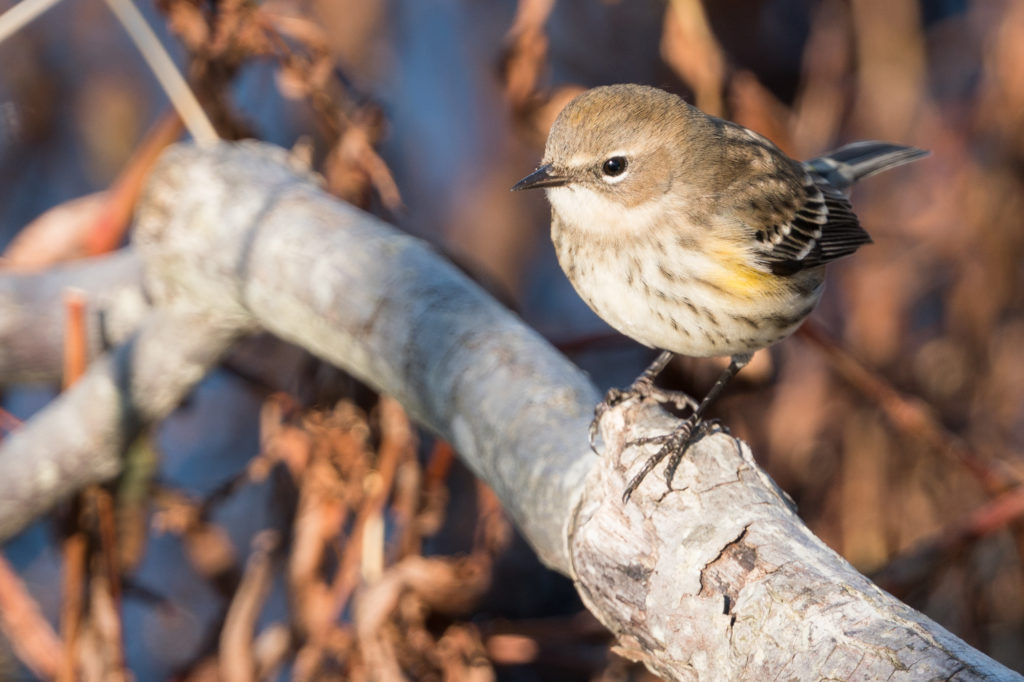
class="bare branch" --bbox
[132,141,1019,680]
[0,251,146,384]
[0,141,1016,679]
[577,402,1016,680]
[102,0,219,146]
[0,308,242,540]
[132,141,599,571]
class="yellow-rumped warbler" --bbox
[513,83,926,501]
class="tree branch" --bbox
[578,403,1012,679]
[129,141,599,571]
[0,309,242,540]
[0,251,146,384]
[0,141,1016,680]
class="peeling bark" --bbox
[572,401,1013,680]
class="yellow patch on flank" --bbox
[707,242,781,299]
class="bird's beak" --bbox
[512,164,568,191]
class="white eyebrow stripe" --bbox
[566,149,634,167]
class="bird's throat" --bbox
[546,185,667,238]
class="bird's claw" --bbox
[621,416,729,503]
[589,384,646,453]
[589,381,699,454]
[588,398,612,454]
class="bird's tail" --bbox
[806,141,928,192]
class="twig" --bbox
[219,531,279,682]
[59,291,91,682]
[0,0,65,45]
[797,319,1016,493]
[62,289,88,389]
[253,623,291,681]
[85,110,185,256]
[791,0,851,156]
[661,0,727,116]
[499,0,555,112]
[423,440,455,493]
[58,530,86,682]
[0,407,21,434]
[329,397,412,619]
[388,439,424,563]
[61,289,127,677]
[873,485,1024,596]
[90,487,125,675]
[0,554,64,678]
[101,0,219,146]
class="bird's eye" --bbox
[602,156,628,177]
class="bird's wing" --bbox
[716,127,871,276]
[751,173,869,276]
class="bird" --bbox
[512,83,927,502]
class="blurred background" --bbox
[1,0,1022,679]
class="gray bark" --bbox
[0,309,242,539]
[0,251,147,383]
[580,404,1013,680]
[0,141,1017,680]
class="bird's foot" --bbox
[623,374,699,412]
[589,377,699,453]
[621,416,730,503]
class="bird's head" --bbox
[513,84,707,211]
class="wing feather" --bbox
[711,123,873,276]
[756,177,871,276]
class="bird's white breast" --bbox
[548,192,825,357]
